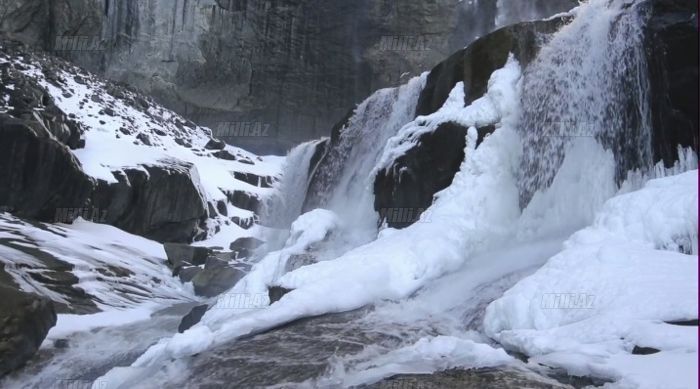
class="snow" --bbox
[30,15,691,386]
[95,57,527,380]
[0,214,196,313]
[47,306,159,339]
[1,49,283,245]
[484,170,699,388]
[286,209,342,248]
[376,56,522,172]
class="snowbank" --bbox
[484,170,699,388]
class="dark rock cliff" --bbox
[643,0,699,166]
[0,0,577,154]
[0,281,57,378]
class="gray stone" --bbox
[0,284,57,377]
[191,263,245,297]
[177,266,201,283]
[164,243,212,268]
[284,253,316,273]
[268,286,293,304]
[368,368,574,388]
[229,237,264,259]
[178,304,209,333]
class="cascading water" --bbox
[259,139,325,250]
[517,0,653,206]
[303,74,427,241]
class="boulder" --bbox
[632,346,661,355]
[178,304,209,333]
[284,253,317,273]
[665,319,698,326]
[92,163,208,243]
[229,237,264,259]
[225,190,261,213]
[204,138,226,150]
[0,284,57,377]
[232,215,255,230]
[374,123,495,228]
[213,150,236,160]
[233,172,261,186]
[191,259,246,297]
[177,266,202,283]
[0,114,95,222]
[164,243,212,268]
[268,286,293,304]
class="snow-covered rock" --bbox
[0,42,282,245]
[484,170,699,388]
[0,213,195,314]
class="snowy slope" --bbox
[0,212,196,315]
[0,46,283,246]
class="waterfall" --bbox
[259,139,323,250]
[304,74,427,238]
[516,0,652,207]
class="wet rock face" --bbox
[0,284,57,377]
[0,0,577,154]
[644,0,699,165]
[183,309,378,387]
[370,368,573,389]
[415,16,571,117]
[0,114,95,222]
[178,304,209,333]
[374,123,495,228]
[92,163,207,243]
